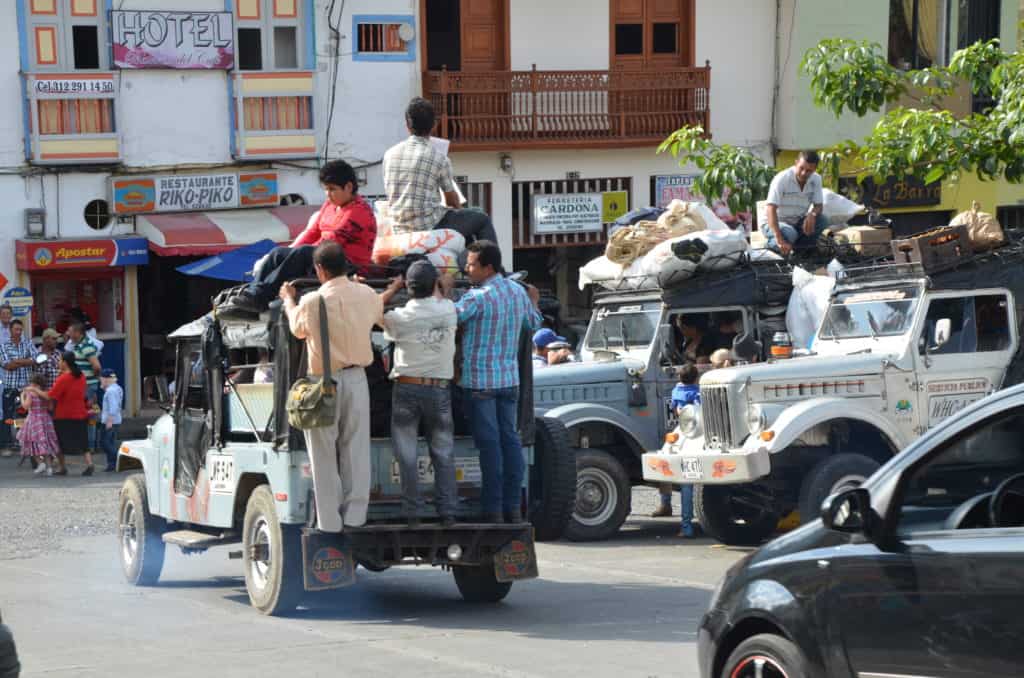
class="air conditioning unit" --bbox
[24,208,46,238]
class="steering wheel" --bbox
[944,492,993,530]
[988,472,1024,528]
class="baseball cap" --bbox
[100,368,117,378]
[532,328,567,349]
[405,260,438,294]
[42,328,60,340]
[546,340,571,350]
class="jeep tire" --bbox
[242,485,303,616]
[798,453,880,525]
[453,561,513,603]
[564,449,631,542]
[694,483,780,546]
[528,417,577,541]
[118,474,166,586]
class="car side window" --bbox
[895,407,1024,536]
[918,294,1010,356]
[663,310,745,367]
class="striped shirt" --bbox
[455,275,542,390]
[71,336,100,389]
[0,339,38,391]
[383,135,456,233]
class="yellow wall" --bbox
[775,149,1024,221]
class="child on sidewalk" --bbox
[99,369,123,472]
[670,363,701,538]
[18,374,59,475]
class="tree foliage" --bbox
[657,126,776,215]
[801,37,1024,185]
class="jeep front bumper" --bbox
[642,437,771,485]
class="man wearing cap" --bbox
[34,329,63,389]
[379,261,459,527]
[532,328,575,369]
[98,368,123,472]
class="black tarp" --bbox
[660,260,794,310]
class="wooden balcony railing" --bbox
[424,63,710,150]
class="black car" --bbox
[699,383,1024,678]
[0,611,18,678]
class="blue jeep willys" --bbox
[116,280,576,615]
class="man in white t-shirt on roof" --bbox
[763,150,828,255]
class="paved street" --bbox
[0,455,746,678]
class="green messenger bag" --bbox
[286,295,337,430]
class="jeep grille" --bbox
[701,385,735,449]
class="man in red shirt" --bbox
[224,160,377,314]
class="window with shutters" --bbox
[353,15,416,62]
[610,0,694,69]
[19,0,119,164]
[231,0,316,158]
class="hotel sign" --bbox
[111,172,279,215]
[112,10,234,69]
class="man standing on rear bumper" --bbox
[443,241,541,523]
[381,261,459,527]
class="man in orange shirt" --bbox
[280,242,383,530]
[224,160,376,315]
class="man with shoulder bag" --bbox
[281,242,383,531]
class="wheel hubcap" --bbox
[574,467,617,527]
[120,500,138,567]
[731,654,789,678]
[248,517,272,590]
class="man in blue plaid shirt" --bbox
[0,319,38,456]
[443,241,541,523]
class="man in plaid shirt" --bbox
[34,329,62,390]
[0,319,38,456]
[383,98,498,245]
[442,241,541,523]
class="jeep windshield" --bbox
[584,302,662,353]
[819,287,920,340]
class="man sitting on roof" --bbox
[763,150,829,256]
[220,160,376,315]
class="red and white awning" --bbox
[136,205,319,256]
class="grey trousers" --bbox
[390,382,457,517]
[303,367,370,531]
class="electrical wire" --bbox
[321,0,345,163]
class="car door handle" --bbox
[817,559,830,569]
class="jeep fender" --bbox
[746,396,908,455]
[540,402,648,455]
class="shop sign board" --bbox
[654,174,701,208]
[532,193,604,234]
[838,175,941,210]
[2,288,33,318]
[112,10,234,70]
[15,237,149,271]
[111,172,279,214]
[602,191,629,223]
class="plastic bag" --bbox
[645,228,748,286]
[822,189,865,225]
[785,266,835,349]
[578,255,648,291]
[426,248,461,273]
[950,200,1005,251]
[371,228,466,265]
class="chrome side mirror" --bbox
[933,318,951,348]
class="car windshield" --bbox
[585,302,662,352]
[819,287,920,340]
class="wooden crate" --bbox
[891,224,973,272]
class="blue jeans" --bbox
[86,385,99,453]
[465,386,523,515]
[1,389,18,449]
[764,213,829,252]
[100,424,120,470]
[680,484,695,536]
[391,382,457,517]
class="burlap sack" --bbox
[951,201,1005,251]
[605,213,703,266]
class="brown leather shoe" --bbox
[651,505,673,518]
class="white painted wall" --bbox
[509,0,610,70]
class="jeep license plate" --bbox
[681,458,703,480]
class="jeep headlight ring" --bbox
[746,404,768,435]
[678,404,701,438]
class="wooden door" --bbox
[610,0,693,69]
[460,0,507,72]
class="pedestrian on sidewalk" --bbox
[66,323,102,466]
[34,329,63,390]
[380,261,459,527]
[1,319,38,459]
[670,363,701,538]
[281,242,383,531]
[441,241,542,523]
[99,369,123,472]
[49,351,91,476]
[18,374,59,476]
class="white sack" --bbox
[822,189,865,225]
[785,266,835,349]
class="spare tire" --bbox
[528,417,576,541]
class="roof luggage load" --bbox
[891,224,973,273]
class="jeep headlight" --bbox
[677,404,701,438]
[746,404,767,435]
